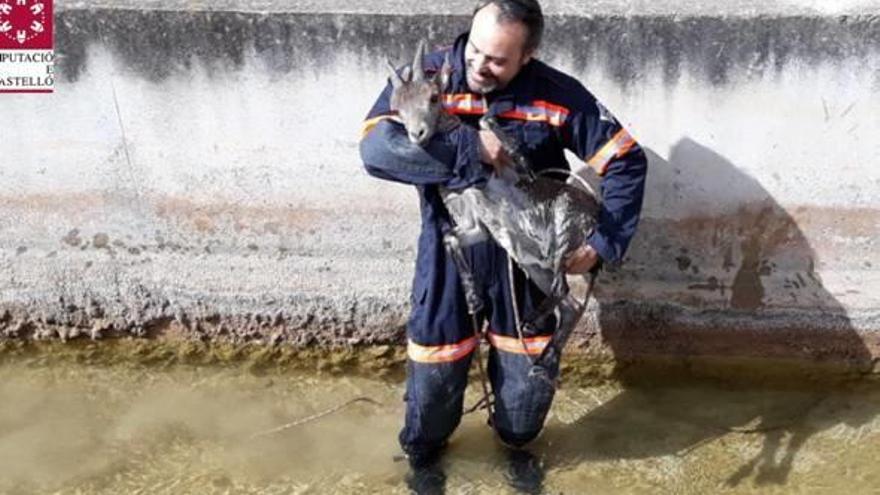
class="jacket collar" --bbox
[449,32,539,117]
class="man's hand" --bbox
[564,243,600,274]
[478,129,512,174]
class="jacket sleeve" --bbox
[563,96,648,266]
[359,81,489,190]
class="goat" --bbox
[386,40,600,381]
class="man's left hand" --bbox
[564,244,599,274]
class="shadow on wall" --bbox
[597,138,871,372]
[545,138,874,487]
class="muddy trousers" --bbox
[399,240,559,460]
[400,344,560,459]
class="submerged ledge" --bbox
[1,337,875,389]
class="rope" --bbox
[248,397,382,440]
[508,255,537,361]
[463,394,494,415]
[465,314,496,421]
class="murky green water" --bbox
[2,349,879,494]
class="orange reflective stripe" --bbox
[407,336,478,363]
[488,332,551,355]
[586,127,637,175]
[359,114,395,140]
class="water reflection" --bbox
[547,381,878,486]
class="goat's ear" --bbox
[401,65,412,83]
[413,39,426,82]
[386,58,403,89]
[437,52,453,91]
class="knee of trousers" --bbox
[490,352,557,447]
[496,427,542,449]
[399,356,472,453]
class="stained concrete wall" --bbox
[2,1,880,370]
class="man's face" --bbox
[464,3,533,94]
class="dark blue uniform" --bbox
[360,32,647,457]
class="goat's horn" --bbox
[412,39,426,82]
[385,58,403,88]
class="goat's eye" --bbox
[430,95,439,104]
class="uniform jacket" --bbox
[359,32,647,299]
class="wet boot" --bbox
[405,452,446,495]
[505,448,545,494]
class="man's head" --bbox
[465,0,544,94]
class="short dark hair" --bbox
[473,0,544,53]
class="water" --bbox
[1,350,880,494]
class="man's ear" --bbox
[522,49,536,66]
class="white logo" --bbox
[0,1,47,45]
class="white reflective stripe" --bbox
[407,336,478,363]
[442,93,486,114]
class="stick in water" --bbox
[248,397,382,440]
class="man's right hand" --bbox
[478,129,512,174]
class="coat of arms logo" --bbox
[0,0,50,48]
[0,0,54,93]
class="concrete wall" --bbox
[2,1,880,370]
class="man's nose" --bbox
[473,53,489,71]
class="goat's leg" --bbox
[479,116,534,180]
[453,223,489,248]
[528,293,585,384]
[520,267,568,334]
[441,192,490,248]
[526,257,581,385]
[443,232,484,316]
[525,240,579,328]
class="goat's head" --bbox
[387,40,452,146]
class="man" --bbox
[360,0,647,467]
